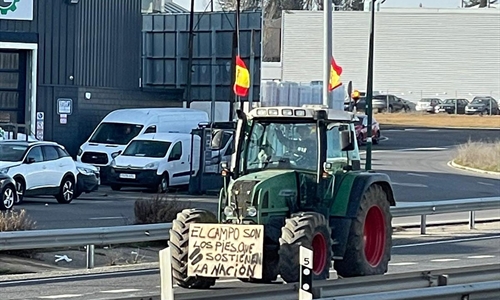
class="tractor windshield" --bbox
[243,121,318,173]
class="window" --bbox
[0,143,28,162]
[243,121,318,173]
[123,140,171,158]
[55,146,70,158]
[89,123,144,145]
[144,125,156,134]
[168,142,182,161]
[42,146,59,161]
[26,146,43,163]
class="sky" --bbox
[172,0,466,11]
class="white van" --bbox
[106,133,200,192]
[76,108,208,170]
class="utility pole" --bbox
[365,0,376,171]
[323,0,333,107]
[186,0,195,108]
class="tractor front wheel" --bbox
[169,209,218,289]
[278,212,333,283]
[334,184,392,277]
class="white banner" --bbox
[0,0,34,21]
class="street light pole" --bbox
[323,0,333,107]
[365,0,376,171]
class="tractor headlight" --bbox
[224,206,235,217]
[246,206,257,217]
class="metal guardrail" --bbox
[391,196,500,234]
[117,264,500,300]
[0,197,499,269]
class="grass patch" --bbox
[134,193,192,224]
[375,112,500,128]
[1,209,38,258]
[454,140,500,172]
[0,209,36,232]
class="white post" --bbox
[323,0,333,107]
[160,247,174,300]
[299,246,313,300]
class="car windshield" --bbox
[243,121,318,173]
[0,144,28,162]
[471,98,490,104]
[89,123,144,145]
[122,140,171,158]
[444,99,456,104]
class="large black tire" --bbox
[334,184,392,277]
[279,212,333,283]
[169,209,218,289]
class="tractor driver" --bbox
[274,124,318,169]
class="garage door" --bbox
[0,50,27,125]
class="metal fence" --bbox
[0,196,499,269]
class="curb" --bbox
[447,160,500,176]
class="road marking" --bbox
[391,182,428,188]
[430,258,460,262]
[39,295,83,299]
[393,235,500,249]
[467,255,496,259]
[428,129,439,132]
[89,217,125,220]
[389,262,418,266]
[101,289,142,293]
[407,173,429,177]
[398,147,448,151]
[478,182,495,186]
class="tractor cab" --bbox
[219,105,362,224]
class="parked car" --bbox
[435,98,469,114]
[465,96,499,115]
[0,173,16,210]
[108,133,201,192]
[372,94,406,113]
[74,161,100,199]
[354,114,381,145]
[0,140,78,204]
[416,98,442,113]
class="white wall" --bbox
[280,9,500,102]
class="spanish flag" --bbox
[328,57,343,91]
[233,56,250,97]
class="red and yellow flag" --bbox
[233,56,250,97]
[328,56,343,91]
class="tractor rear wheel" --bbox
[334,184,392,277]
[169,208,218,289]
[278,212,333,283]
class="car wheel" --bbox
[55,177,75,204]
[1,184,15,210]
[14,178,25,204]
[158,174,169,193]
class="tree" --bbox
[463,0,498,7]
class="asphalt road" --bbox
[1,224,499,300]
[15,127,500,229]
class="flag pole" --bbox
[365,0,376,171]
[236,0,242,111]
[323,0,333,107]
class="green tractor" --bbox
[169,105,395,288]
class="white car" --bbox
[0,140,79,204]
[107,133,200,192]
